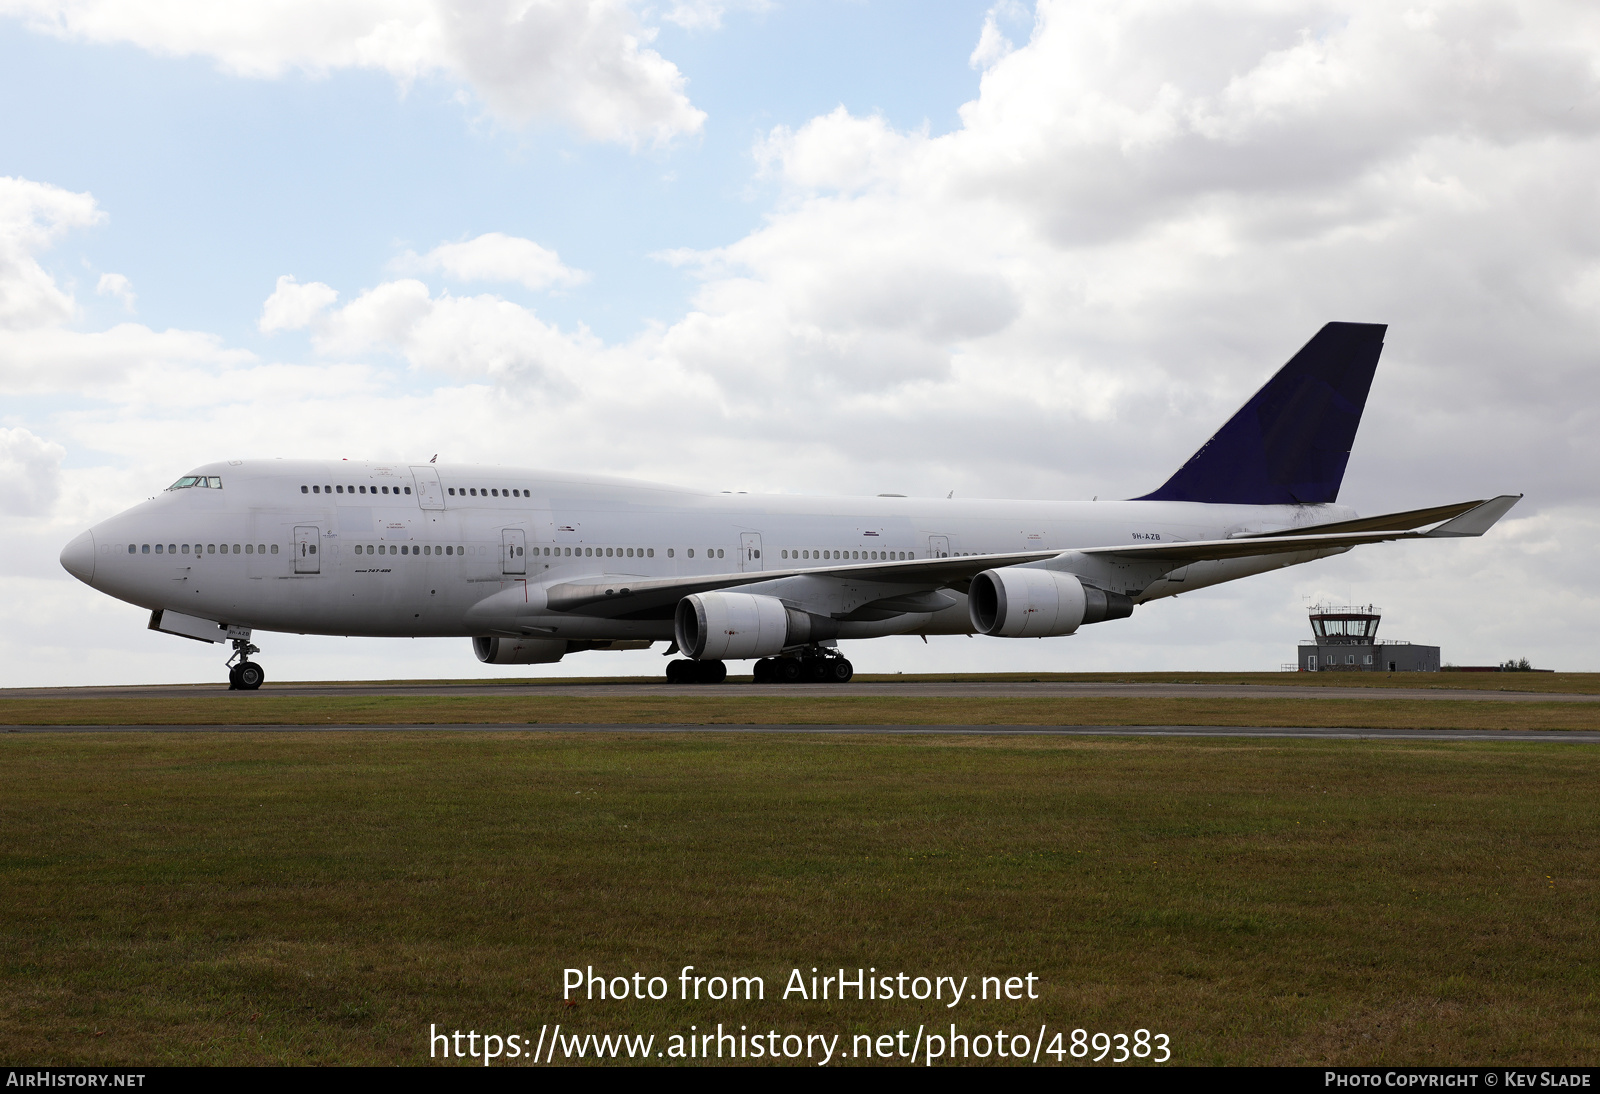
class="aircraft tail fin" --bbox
[1136,322,1386,505]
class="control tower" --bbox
[1297,603,1440,672]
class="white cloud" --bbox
[95,271,135,311]
[969,1,1023,70]
[399,232,587,291]
[661,0,769,32]
[258,274,340,333]
[0,0,706,145]
[0,426,65,516]
[0,175,103,330]
[0,178,250,394]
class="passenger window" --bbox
[445,546,452,555]
[382,486,390,494]
[182,544,190,554]
[336,485,344,493]
[207,544,215,553]
[245,544,253,554]
[301,485,308,493]
[271,544,279,554]
[492,489,499,497]
[647,549,654,557]
[606,548,613,557]
[458,545,464,554]
[155,544,163,554]
[142,544,150,554]
[469,489,476,496]
[404,487,411,495]
[447,488,454,495]
[687,549,694,558]
[717,549,724,558]
[313,485,320,493]
[359,486,367,494]
[258,544,265,553]
[667,549,673,558]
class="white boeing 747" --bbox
[60,323,1519,689]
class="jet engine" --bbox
[969,567,1134,637]
[472,636,568,664]
[674,591,835,660]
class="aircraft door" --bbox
[502,528,526,575]
[294,526,321,574]
[411,466,445,510]
[928,535,950,558]
[740,532,763,572]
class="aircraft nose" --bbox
[60,529,96,585]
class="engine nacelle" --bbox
[675,591,834,660]
[472,636,568,664]
[969,567,1134,637]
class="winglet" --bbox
[1423,494,1523,537]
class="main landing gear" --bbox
[664,649,854,685]
[226,637,265,691]
[753,651,854,684]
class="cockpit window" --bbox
[166,475,223,491]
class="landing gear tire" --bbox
[752,658,774,684]
[827,658,854,684]
[234,661,265,690]
[227,665,242,690]
[774,658,802,683]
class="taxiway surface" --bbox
[5,680,1594,702]
[6,723,1597,742]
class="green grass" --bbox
[3,694,1599,730]
[2,732,1597,1065]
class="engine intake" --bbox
[473,636,568,664]
[674,591,836,660]
[969,568,1133,637]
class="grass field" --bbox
[2,730,1597,1066]
[3,694,1599,731]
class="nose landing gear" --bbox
[226,637,265,691]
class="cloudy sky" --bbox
[3,0,1597,686]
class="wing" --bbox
[523,495,1522,621]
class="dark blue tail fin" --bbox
[1135,322,1385,505]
